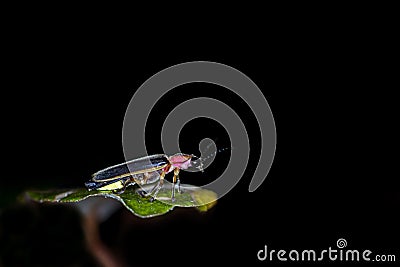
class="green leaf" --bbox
[139,183,217,211]
[25,183,217,218]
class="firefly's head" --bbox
[169,153,196,170]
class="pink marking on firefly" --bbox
[168,154,193,171]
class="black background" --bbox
[1,22,399,266]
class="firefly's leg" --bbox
[176,173,181,193]
[149,171,165,202]
[171,168,180,201]
[136,173,151,196]
[143,172,150,184]
[141,171,166,201]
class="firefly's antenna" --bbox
[194,142,232,172]
[199,147,231,162]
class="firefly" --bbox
[85,153,201,201]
